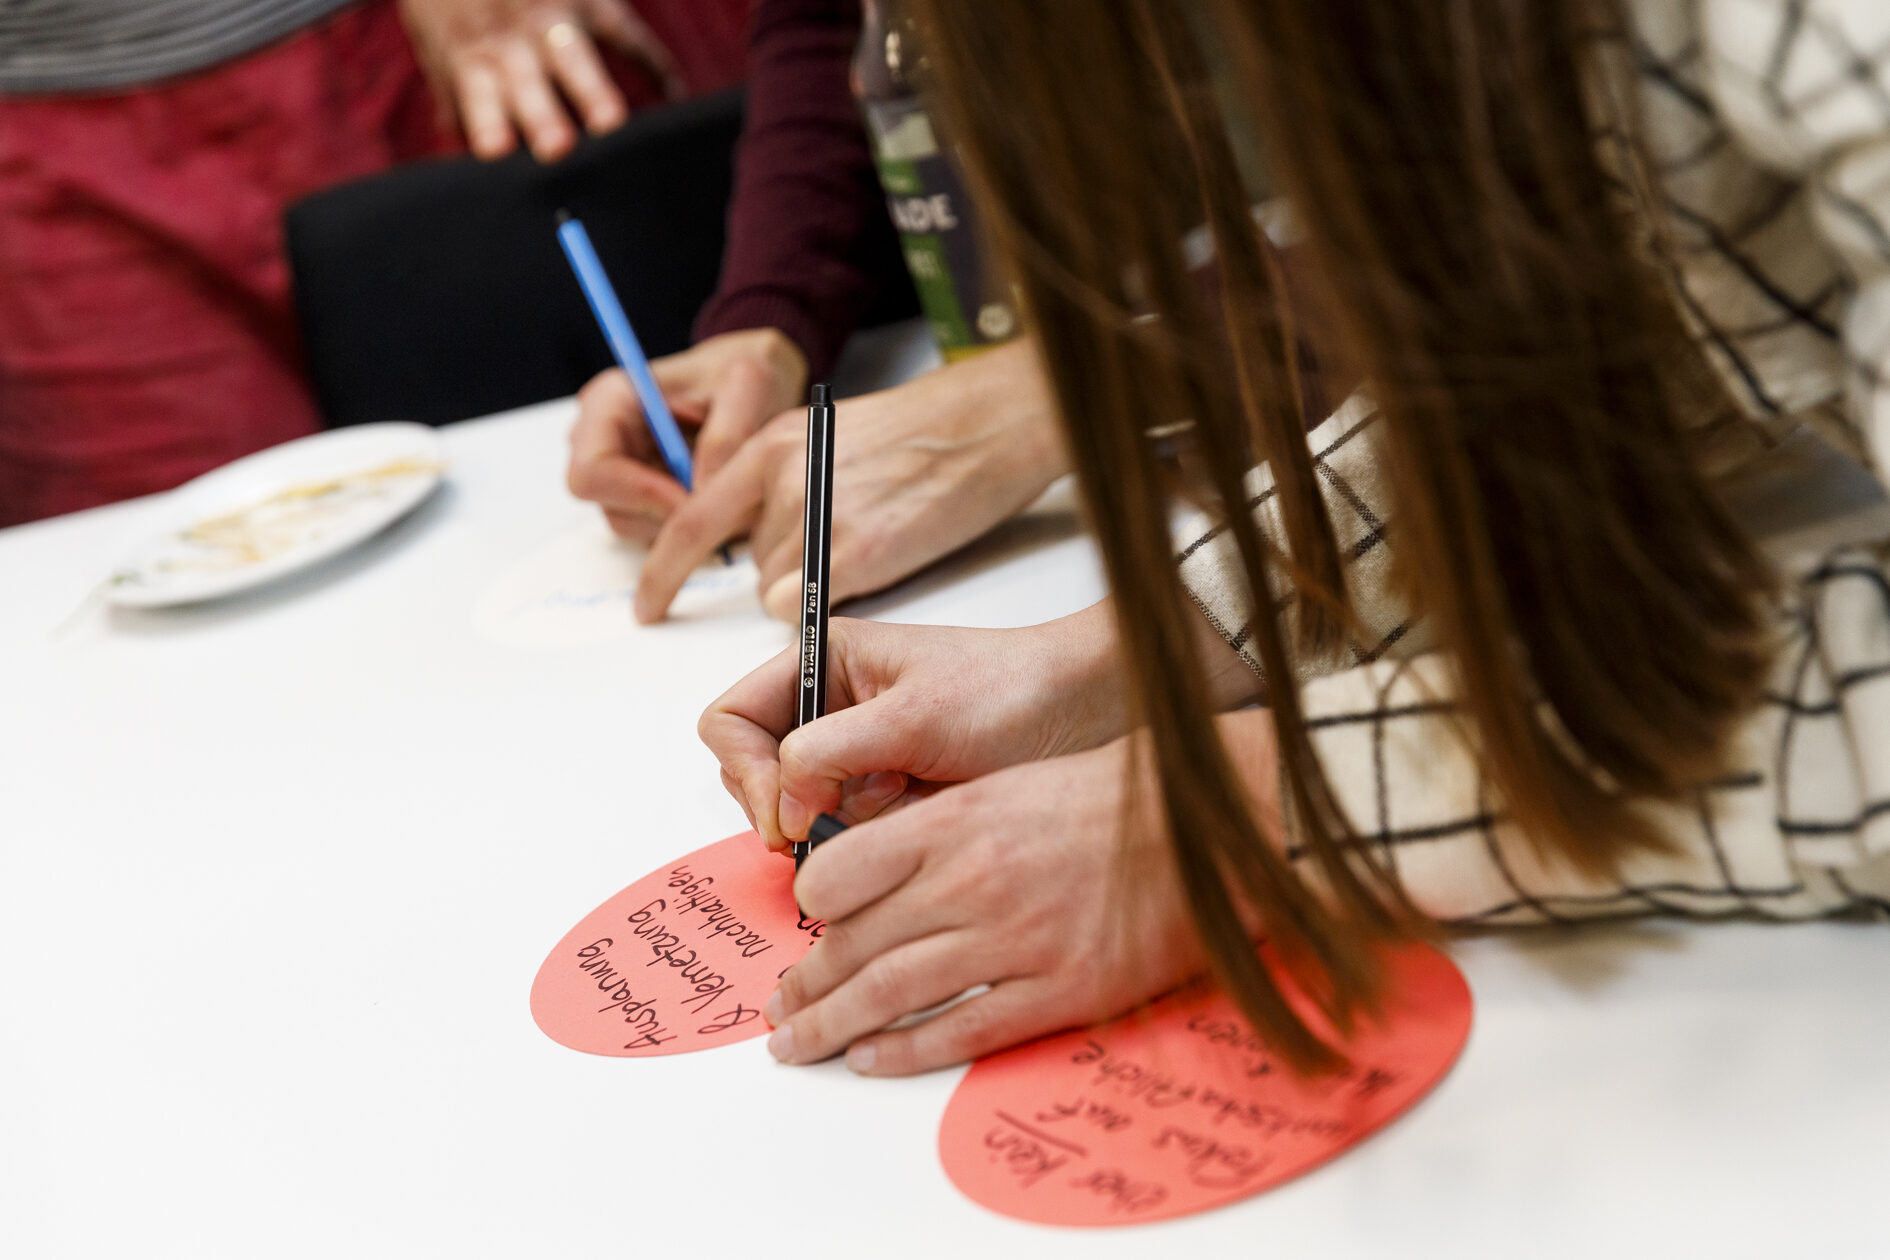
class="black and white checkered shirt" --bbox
[1177,0,1890,924]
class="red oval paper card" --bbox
[531,832,821,1056]
[939,940,1472,1226]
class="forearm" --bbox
[1035,592,1266,759]
[938,337,1066,486]
[692,0,890,379]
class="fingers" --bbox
[629,361,804,620]
[694,361,788,484]
[635,438,774,623]
[834,770,910,826]
[844,981,1061,1076]
[720,768,757,832]
[698,646,805,847]
[602,509,661,546]
[699,618,906,849]
[774,884,946,1021]
[752,472,808,620]
[763,524,884,620]
[453,59,515,159]
[753,500,805,581]
[723,731,785,851]
[568,370,688,526]
[763,571,804,622]
[767,932,981,1065]
[700,643,805,763]
[428,2,657,163]
[497,39,577,162]
[792,810,928,924]
[775,696,939,839]
[541,21,627,136]
[572,458,686,523]
[568,369,647,465]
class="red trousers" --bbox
[0,0,750,527]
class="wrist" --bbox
[1032,601,1132,755]
[982,338,1068,487]
[750,327,810,400]
[695,295,836,383]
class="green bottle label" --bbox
[863,97,1016,360]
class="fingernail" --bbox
[845,1042,877,1075]
[763,989,784,1027]
[767,1024,795,1063]
[861,770,903,804]
[778,794,812,839]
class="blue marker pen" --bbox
[555,210,694,490]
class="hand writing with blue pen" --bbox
[567,329,809,548]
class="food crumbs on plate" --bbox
[154,458,446,574]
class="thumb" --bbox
[776,692,939,840]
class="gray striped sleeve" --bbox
[0,0,358,93]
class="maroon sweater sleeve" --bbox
[691,0,888,381]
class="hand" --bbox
[762,738,1220,1075]
[699,608,1128,851]
[565,329,810,546]
[634,338,1066,624]
[398,0,683,162]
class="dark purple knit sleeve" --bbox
[691,0,890,381]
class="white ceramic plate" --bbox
[105,423,447,608]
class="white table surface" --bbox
[2,322,1887,1259]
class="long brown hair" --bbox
[905,0,1775,1068]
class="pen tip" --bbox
[811,382,832,407]
[555,208,572,225]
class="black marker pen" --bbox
[805,813,848,856]
[792,383,837,870]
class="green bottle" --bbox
[852,0,1017,361]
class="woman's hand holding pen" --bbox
[762,738,1218,1075]
[699,605,1129,852]
[699,604,1286,1074]
[566,328,810,546]
[635,337,1067,624]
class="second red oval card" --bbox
[938,940,1472,1226]
[530,831,820,1056]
